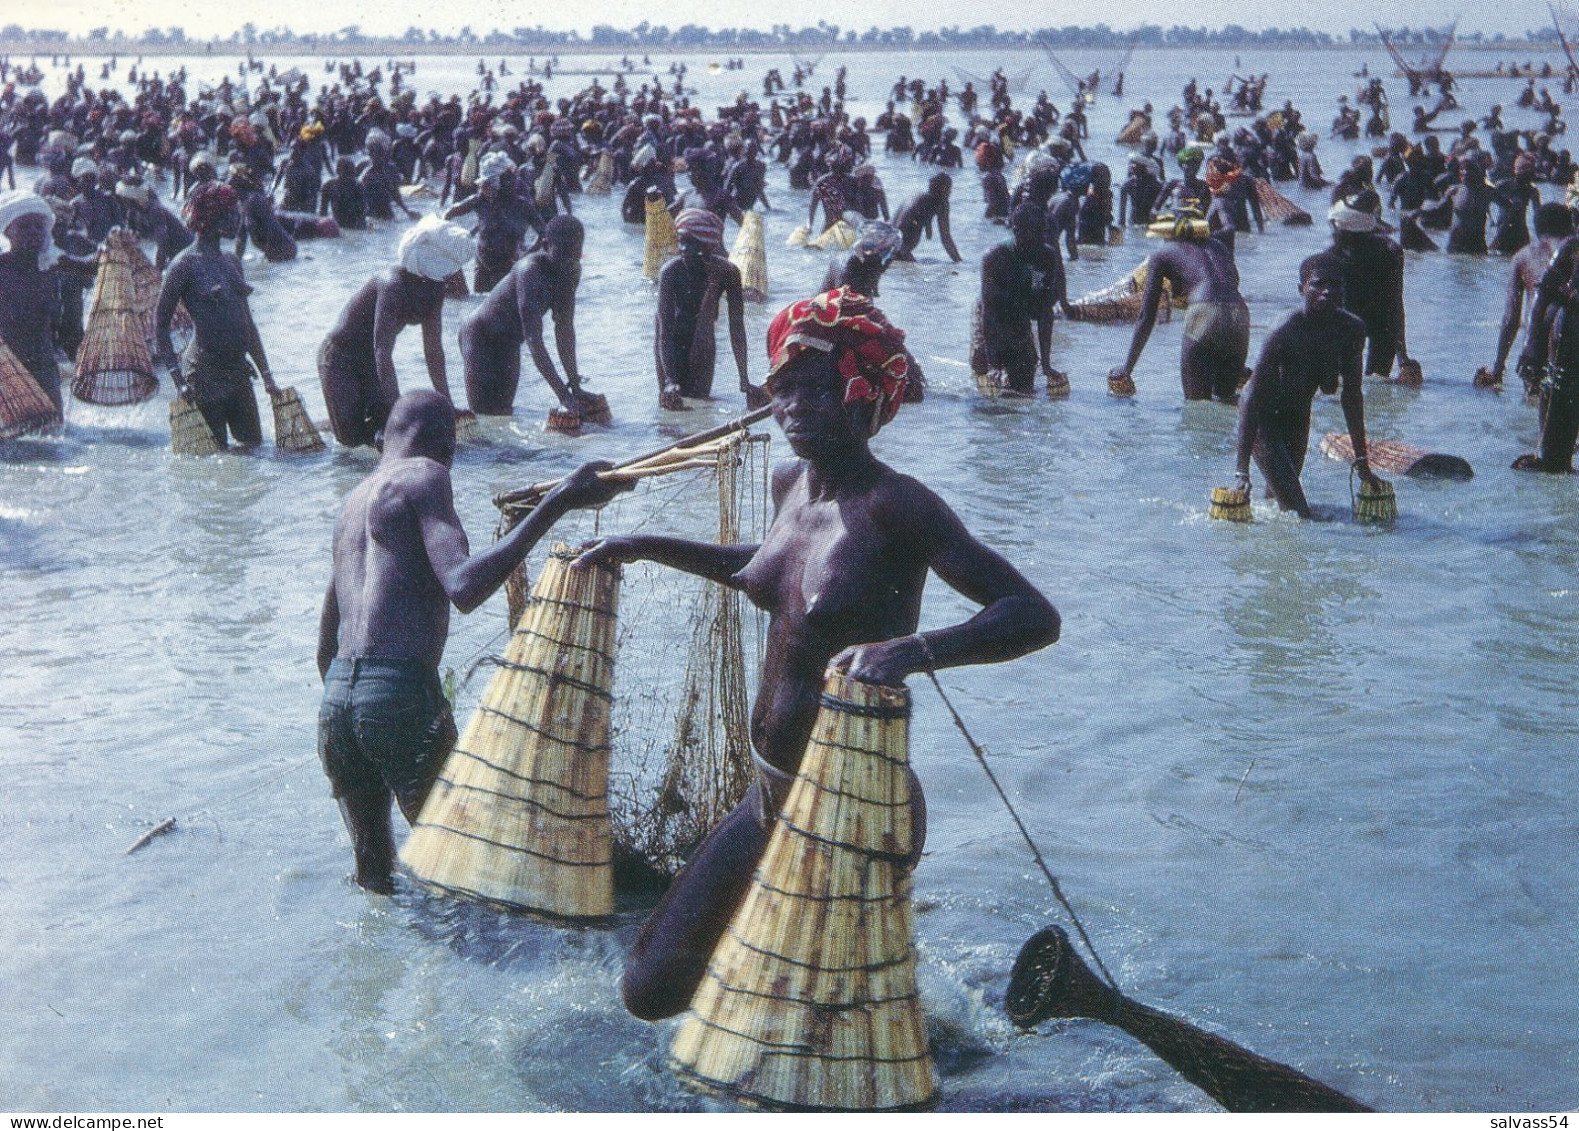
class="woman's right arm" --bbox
[575,535,759,587]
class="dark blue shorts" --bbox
[317,658,457,811]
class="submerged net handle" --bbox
[494,404,773,516]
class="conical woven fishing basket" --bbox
[809,219,858,251]
[730,211,768,301]
[669,669,935,1112]
[785,224,810,248]
[0,338,62,439]
[400,546,620,920]
[643,196,680,279]
[270,386,325,452]
[1209,486,1252,522]
[73,231,158,406]
[123,233,163,344]
[585,150,614,195]
[1354,478,1396,523]
[1254,179,1312,226]
[1070,266,1146,324]
[1107,371,1136,397]
[170,394,221,455]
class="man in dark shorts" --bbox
[1109,213,1249,402]
[154,183,278,448]
[1233,255,1381,516]
[316,391,627,893]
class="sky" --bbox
[0,0,1555,40]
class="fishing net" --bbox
[494,426,771,878]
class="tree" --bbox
[87,27,108,40]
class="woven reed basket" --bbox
[1209,486,1253,522]
[669,669,936,1112]
[73,229,158,407]
[643,196,679,280]
[169,394,221,456]
[270,387,326,453]
[400,545,620,920]
[1354,478,1397,523]
[0,338,62,440]
[730,210,768,302]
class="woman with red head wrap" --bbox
[156,181,277,449]
[577,288,1061,1025]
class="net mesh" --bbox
[495,428,771,878]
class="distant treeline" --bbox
[0,21,1566,53]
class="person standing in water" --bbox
[317,390,627,893]
[1109,214,1249,403]
[1233,255,1381,517]
[153,183,279,449]
[575,286,1060,1021]
[654,208,763,410]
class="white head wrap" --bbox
[1328,198,1379,233]
[0,191,60,268]
[71,157,98,179]
[478,151,513,185]
[397,215,474,280]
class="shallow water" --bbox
[1,46,1575,1114]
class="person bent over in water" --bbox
[576,287,1059,1021]
[654,208,765,409]
[317,391,628,893]
[154,183,278,448]
[1233,255,1380,516]
[1110,213,1249,403]
[460,214,597,419]
[318,216,473,448]
[893,172,963,263]
[973,204,1070,395]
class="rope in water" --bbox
[914,645,1119,991]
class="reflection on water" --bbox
[0,44,1574,1114]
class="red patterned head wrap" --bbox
[673,207,725,250]
[766,287,910,435]
[183,182,239,234]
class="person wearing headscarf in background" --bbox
[974,203,1071,396]
[1320,191,1413,380]
[1233,255,1381,518]
[653,208,763,411]
[459,214,597,421]
[70,158,123,244]
[116,175,192,270]
[575,285,1060,1024]
[445,151,538,294]
[1204,153,1264,238]
[317,214,473,449]
[1152,144,1211,221]
[977,140,1011,223]
[1108,211,1249,403]
[1490,153,1541,256]
[893,171,962,263]
[228,163,296,263]
[153,183,279,449]
[0,190,73,406]
[1117,154,1163,227]
[361,132,420,223]
[806,144,857,234]
[821,220,903,301]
